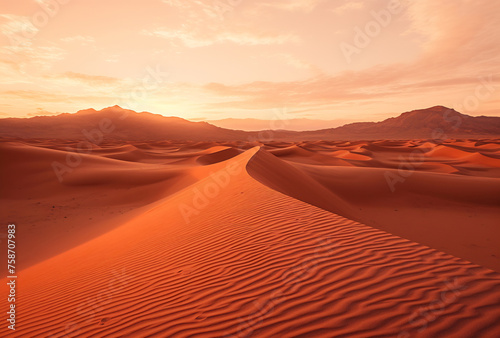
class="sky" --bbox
[0,0,499,126]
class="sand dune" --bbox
[197,147,243,165]
[1,138,499,337]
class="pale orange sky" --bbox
[0,0,499,123]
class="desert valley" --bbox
[1,106,500,337]
[1,0,500,336]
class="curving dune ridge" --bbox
[0,138,500,337]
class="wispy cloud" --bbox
[1,44,66,75]
[331,1,365,15]
[143,28,300,47]
[56,72,122,86]
[0,14,39,49]
[257,0,325,12]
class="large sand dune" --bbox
[1,138,499,337]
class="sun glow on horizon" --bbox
[0,0,499,124]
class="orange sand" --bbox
[0,138,499,337]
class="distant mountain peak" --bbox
[405,106,456,114]
[76,105,130,115]
[0,105,498,140]
[74,108,98,115]
[390,106,468,127]
[428,105,453,111]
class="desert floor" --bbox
[1,138,499,337]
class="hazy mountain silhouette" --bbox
[0,105,498,141]
[0,106,253,141]
[311,106,500,139]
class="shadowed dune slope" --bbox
[196,147,243,165]
[293,163,500,271]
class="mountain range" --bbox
[0,105,499,141]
